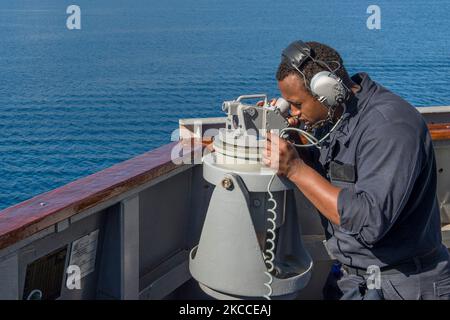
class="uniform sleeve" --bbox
[337,122,423,247]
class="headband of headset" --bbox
[280,40,348,109]
[281,40,314,71]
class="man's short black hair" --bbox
[276,41,351,89]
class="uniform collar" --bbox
[334,72,378,145]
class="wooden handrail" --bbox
[0,140,203,250]
[428,123,450,141]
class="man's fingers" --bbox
[268,132,280,145]
[288,116,299,127]
[257,99,277,107]
[265,132,283,157]
[265,132,272,151]
[206,143,215,152]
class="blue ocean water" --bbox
[0,0,449,209]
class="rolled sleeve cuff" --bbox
[337,188,365,235]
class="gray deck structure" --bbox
[0,107,449,300]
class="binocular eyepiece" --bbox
[272,97,290,118]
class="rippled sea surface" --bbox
[1,0,449,209]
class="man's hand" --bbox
[262,131,303,179]
[256,98,277,107]
[263,131,341,225]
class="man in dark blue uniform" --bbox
[263,40,450,299]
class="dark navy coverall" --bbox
[314,72,450,300]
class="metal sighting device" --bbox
[189,94,313,300]
[214,94,291,170]
[223,94,290,133]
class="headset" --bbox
[279,40,351,148]
[281,40,349,112]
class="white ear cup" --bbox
[309,71,346,108]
